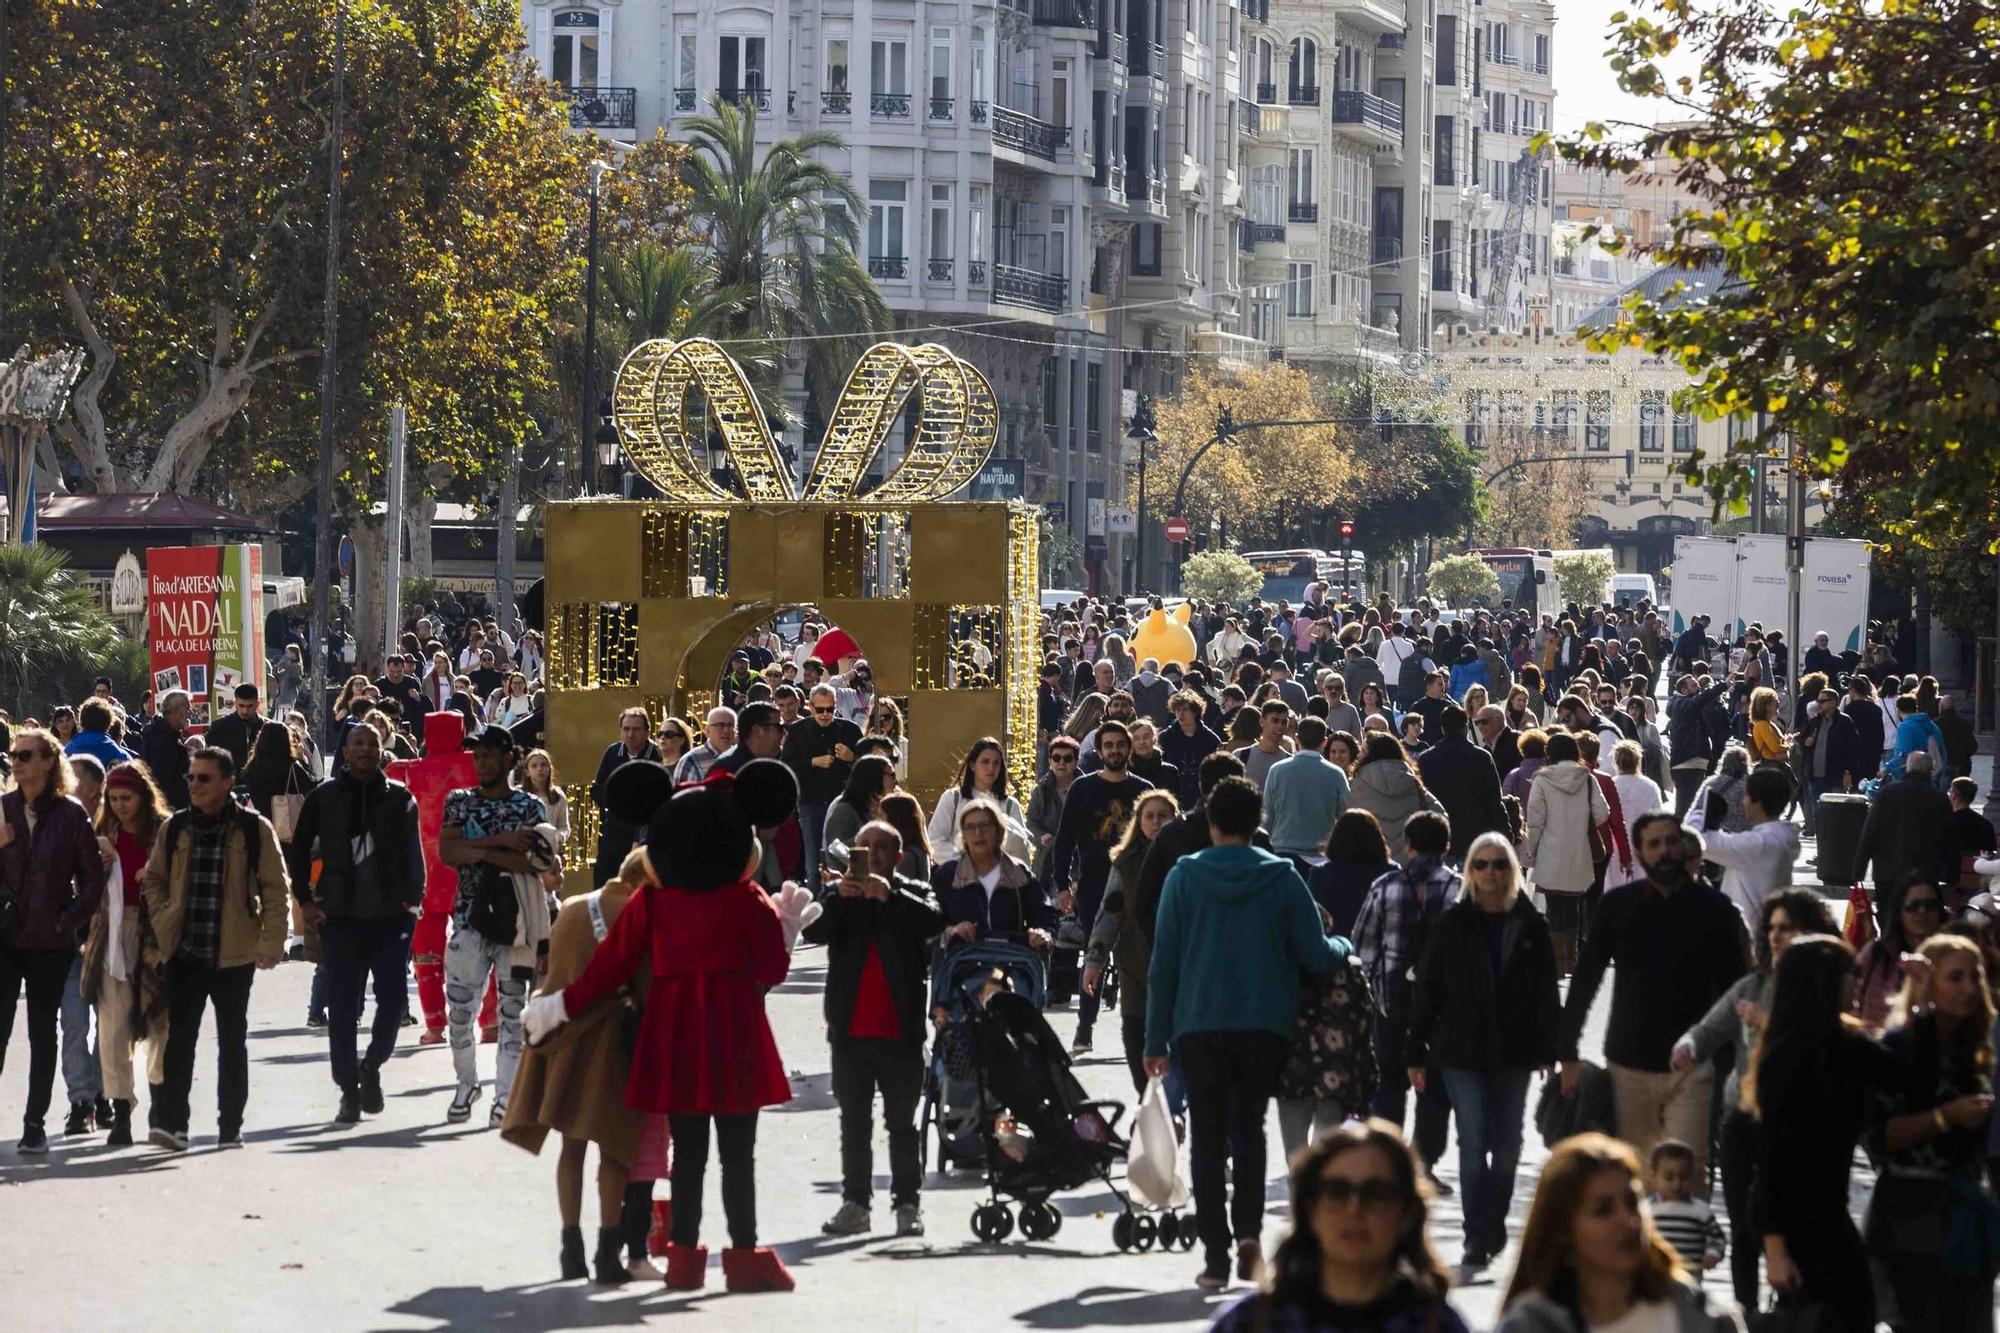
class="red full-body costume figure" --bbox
[387,710,494,1039]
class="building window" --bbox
[677,32,697,92]
[553,10,601,88]
[868,180,907,262]
[826,38,849,92]
[1287,262,1316,317]
[1433,115,1455,185]
[1551,390,1577,446]
[872,40,908,96]
[1287,147,1314,209]
[930,28,953,102]
[719,34,767,93]
[1672,405,1696,452]
[1288,38,1317,97]
[1464,389,1487,448]
[1043,360,1059,427]
[969,185,988,262]
[1086,363,1103,445]
[1639,390,1666,452]
[929,183,954,261]
[971,28,988,104]
[1436,14,1457,85]
[1585,390,1611,452]
[1533,33,1550,74]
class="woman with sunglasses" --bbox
[1026,738,1081,881]
[1212,1119,1469,1332]
[0,727,109,1154]
[654,719,693,770]
[1853,872,1947,1034]
[1405,832,1560,1277]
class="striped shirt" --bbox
[1648,1196,1726,1273]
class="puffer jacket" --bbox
[285,770,426,920]
[1346,758,1447,862]
[1666,680,1726,768]
[0,789,106,951]
[1524,760,1609,895]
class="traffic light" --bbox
[1338,519,1356,542]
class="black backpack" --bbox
[1395,645,1429,703]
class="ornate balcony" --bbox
[1329,89,1403,139]
[1256,81,1278,104]
[717,86,771,112]
[871,92,913,118]
[868,255,909,279]
[672,87,696,113]
[927,258,955,283]
[928,96,954,122]
[822,90,852,115]
[968,260,989,286]
[991,105,1069,161]
[991,264,1067,313]
[970,100,990,125]
[567,86,636,130]
[1238,97,1261,137]
[1287,84,1320,107]
[1289,202,1318,223]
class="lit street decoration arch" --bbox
[545,338,1038,884]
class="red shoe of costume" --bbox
[417,1027,446,1046]
[722,1247,794,1293]
[663,1243,707,1290]
[648,1199,674,1258]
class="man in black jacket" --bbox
[206,683,268,775]
[1416,706,1508,858]
[1856,753,1957,895]
[1474,705,1523,782]
[141,689,195,809]
[588,707,661,885]
[1798,684,1866,824]
[287,723,425,1124]
[803,820,942,1240]
[1558,813,1746,1180]
[1665,676,1726,819]
[781,684,863,883]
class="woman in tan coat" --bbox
[503,849,667,1285]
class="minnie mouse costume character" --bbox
[524,758,818,1294]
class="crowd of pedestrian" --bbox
[1,584,1996,1329]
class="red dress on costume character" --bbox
[387,710,485,1034]
[561,878,792,1115]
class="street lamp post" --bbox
[1126,394,1156,594]
[578,159,611,500]
[593,400,621,496]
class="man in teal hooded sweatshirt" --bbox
[1143,775,1351,1289]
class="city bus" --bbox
[1466,547,1554,613]
[1241,549,1367,604]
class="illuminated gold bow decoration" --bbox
[612,338,998,505]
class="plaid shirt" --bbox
[177,810,232,964]
[1350,857,1460,1002]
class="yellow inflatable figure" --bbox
[1131,602,1199,670]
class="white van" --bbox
[1609,573,1658,608]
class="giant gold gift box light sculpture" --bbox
[543,338,1040,881]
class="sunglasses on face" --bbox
[1903,898,1943,916]
[812,706,836,717]
[187,773,221,785]
[1049,753,1077,765]
[1469,858,1508,871]
[1316,1176,1405,1210]
[8,749,42,763]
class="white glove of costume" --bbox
[523,991,570,1044]
[775,880,822,953]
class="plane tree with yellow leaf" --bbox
[1557,0,2000,550]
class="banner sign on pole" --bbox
[147,544,267,731]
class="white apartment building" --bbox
[523,0,1259,594]
[1551,151,1706,332]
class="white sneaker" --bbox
[821,1200,872,1236]
[627,1257,664,1281]
[489,1101,507,1130]
[447,1084,483,1124]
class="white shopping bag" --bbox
[1125,1075,1190,1209]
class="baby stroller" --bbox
[921,941,1045,1174]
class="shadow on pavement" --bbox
[275,1121,485,1155]
[374,1282,655,1331]
[770,1070,837,1113]
[1011,1284,1223,1327]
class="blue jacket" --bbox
[1447,660,1486,702]
[1887,711,1947,785]
[65,729,134,770]
[1260,749,1350,858]
[1145,842,1350,1056]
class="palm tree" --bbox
[677,99,891,421]
[0,544,124,717]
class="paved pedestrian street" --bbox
[0,910,1760,1333]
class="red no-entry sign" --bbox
[1165,516,1190,544]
